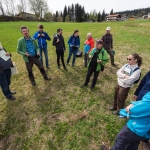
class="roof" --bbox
[17,12,35,16]
[106,14,120,18]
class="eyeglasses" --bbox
[127,58,134,61]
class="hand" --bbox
[37,52,40,56]
[25,52,30,57]
[41,34,45,37]
[57,39,60,43]
[133,95,138,100]
[125,75,129,79]
[97,60,102,63]
[5,53,10,56]
[89,55,93,59]
[38,34,41,37]
[125,104,133,112]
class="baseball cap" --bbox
[106,27,111,31]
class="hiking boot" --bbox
[142,142,150,150]
[64,67,68,71]
[100,144,108,150]
[44,77,51,80]
[109,106,117,111]
[7,95,16,100]
[113,110,119,115]
[46,66,50,69]
[31,81,36,86]
[72,64,74,67]
[11,91,16,94]
[58,66,60,69]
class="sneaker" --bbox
[100,144,108,150]
[109,106,117,111]
[7,95,16,100]
[44,77,51,80]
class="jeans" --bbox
[67,48,78,65]
[40,47,49,67]
[56,49,66,68]
[111,125,146,150]
[0,69,12,98]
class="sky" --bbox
[47,0,150,14]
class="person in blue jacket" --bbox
[66,30,80,67]
[33,24,51,69]
[101,92,150,150]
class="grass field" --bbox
[0,20,150,150]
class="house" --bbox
[106,14,121,21]
[129,15,136,21]
[142,13,150,19]
[147,13,150,19]
[16,12,36,20]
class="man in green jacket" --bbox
[17,26,51,86]
[81,40,108,90]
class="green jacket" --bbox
[88,47,108,71]
[17,37,40,62]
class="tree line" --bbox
[0,0,149,21]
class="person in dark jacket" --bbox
[33,24,50,69]
[66,30,80,67]
[0,44,16,100]
[52,28,67,71]
[102,27,117,66]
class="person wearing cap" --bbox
[66,30,80,67]
[102,27,117,66]
[52,28,68,71]
[84,33,95,67]
[81,40,108,90]
[17,26,51,86]
[33,24,51,69]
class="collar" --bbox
[24,36,32,41]
[127,63,139,69]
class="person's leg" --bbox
[56,50,61,68]
[83,67,94,86]
[72,49,78,66]
[91,70,100,88]
[84,53,88,67]
[67,49,73,64]
[107,49,114,65]
[43,47,49,68]
[60,50,67,70]
[39,49,43,65]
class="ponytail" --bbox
[132,53,142,67]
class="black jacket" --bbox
[52,34,66,50]
[102,33,113,50]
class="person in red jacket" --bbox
[84,33,94,67]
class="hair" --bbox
[87,33,92,37]
[38,24,43,29]
[20,26,29,32]
[131,53,142,67]
[73,30,79,35]
[57,28,62,33]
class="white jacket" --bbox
[117,63,141,88]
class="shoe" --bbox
[7,95,16,100]
[11,91,16,94]
[112,64,118,66]
[72,64,74,67]
[142,142,150,150]
[90,86,94,90]
[113,111,119,115]
[31,81,36,86]
[64,67,68,71]
[80,84,87,88]
[109,106,117,111]
[44,77,51,80]
[46,66,50,69]
[58,66,60,69]
[100,144,108,150]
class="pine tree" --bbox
[98,11,101,22]
[101,9,106,21]
[63,5,67,22]
[110,9,113,15]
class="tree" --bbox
[63,5,67,22]
[57,15,62,22]
[65,14,70,22]
[101,9,106,21]
[44,11,53,21]
[110,9,113,15]
[97,11,101,22]
[0,1,4,16]
[89,9,97,21]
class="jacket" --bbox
[134,71,150,100]
[52,34,66,50]
[117,64,141,88]
[33,31,50,49]
[68,35,80,50]
[17,37,40,62]
[88,47,108,71]
[84,37,94,53]
[102,33,113,50]
[120,92,150,139]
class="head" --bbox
[20,26,29,38]
[87,33,92,40]
[73,30,79,37]
[57,28,62,35]
[106,27,111,34]
[96,40,103,50]
[38,24,44,32]
[127,53,142,67]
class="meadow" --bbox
[0,20,150,150]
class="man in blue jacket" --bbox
[101,92,150,150]
[33,24,50,69]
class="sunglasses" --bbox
[127,58,134,61]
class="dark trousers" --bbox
[25,56,47,82]
[67,48,78,65]
[111,125,146,150]
[84,67,100,88]
[84,53,89,67]
[40,47,49,67]
[56,49,66,68]
[0,69,12,98]
[106,49,114,65]
[113,84,130,112]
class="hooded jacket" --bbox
[68,35,80,50]
[120,92,150,139]
[84,37,94,53]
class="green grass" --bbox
[0,20,150,150]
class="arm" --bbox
[33,40,40,53]
[101,50,108,65]
[78,36,80,48]
[33,32,39,39]
[44,32,51,41]
[63,37,66,50]
[111,34,113,49]
[52,37,58,46]
[117,64,128,79]
[68,36,72,46]
[17,40,26,56]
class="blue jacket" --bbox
[134,71,150,100]
[33,31,50,49]
[68,35,80,51]
[120,92,150,139]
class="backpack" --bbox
[125,64,141,84]
[76,50,83,57]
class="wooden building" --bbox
[106,14,121,21]
[16,12,36,20]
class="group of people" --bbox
[0,24,150,150]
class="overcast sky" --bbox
[47,0,150,13]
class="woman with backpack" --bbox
[109,53,142,115]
